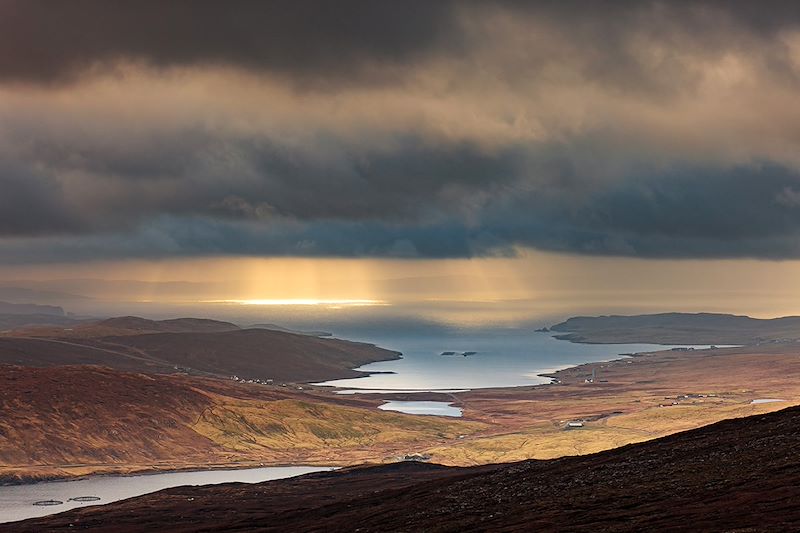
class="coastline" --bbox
[417,341,800,465]
[0,460,341,487]
[5,333,799,486]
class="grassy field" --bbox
[422,344,800,464]
[427,400,792,464]
[192,397,484,463]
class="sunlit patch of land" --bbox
[192,397,483,461]
[422,344,800,464]
[0,366,483,483]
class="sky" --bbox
[3,1,800,318]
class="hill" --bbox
[12,405,800,532]
[0,317,400,382]
[7,316,240,338]
[551,312,800,344]
[0,365,482,483]
[97,329,396,381]
[98,316,241,334]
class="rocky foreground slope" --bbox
[10,405,800,532]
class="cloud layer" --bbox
[3,1,800,262]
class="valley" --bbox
[2,313,799,488]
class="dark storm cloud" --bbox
[0,0,459,85]
[7,119,800,262]
[0,164,83,235]
[235,137,522,221]
[5,107,800,259]
[3,1,800,89]
[4,0,800,262]
[4,147,800,262]
[15,131,524,230]
[481,163,800,258]
[483,1,800,99]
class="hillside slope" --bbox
[99,329,397,381]
[13,405,800,532]
[0,320,400,382]
[0,365,219,479]
[4,316,240,339]
[0,365,482,483]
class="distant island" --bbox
[551,312,800,345]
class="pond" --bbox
[0,465,334,524]
[378,400,463,417]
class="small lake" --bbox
[751,398,786,405]
[317,329,715,391]
[0,466,334,524]
[379,400,462,417]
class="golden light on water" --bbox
[210,298,389,307]
[6,252,800,321]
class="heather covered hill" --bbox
[98,328,399,381]
[0,365,482,483]
[5,316,240,339]
[0,365,219,481]
[0,319,400,382]
[97,316,241,334]
[12,405,800,532]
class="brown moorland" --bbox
[0,365,483,483]
[0,317,401,381]
[8,404,800,532]
[2,342,799,483]
[421,343,800,464]
[2,314,800,489]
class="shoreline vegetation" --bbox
[2,312,799,487]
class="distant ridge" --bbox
[551,312,800,344]
[0,313,85,331]
[99,316,240,334]
[0,286,88,303]
[249,323,332,337]
[0,301,64,316]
